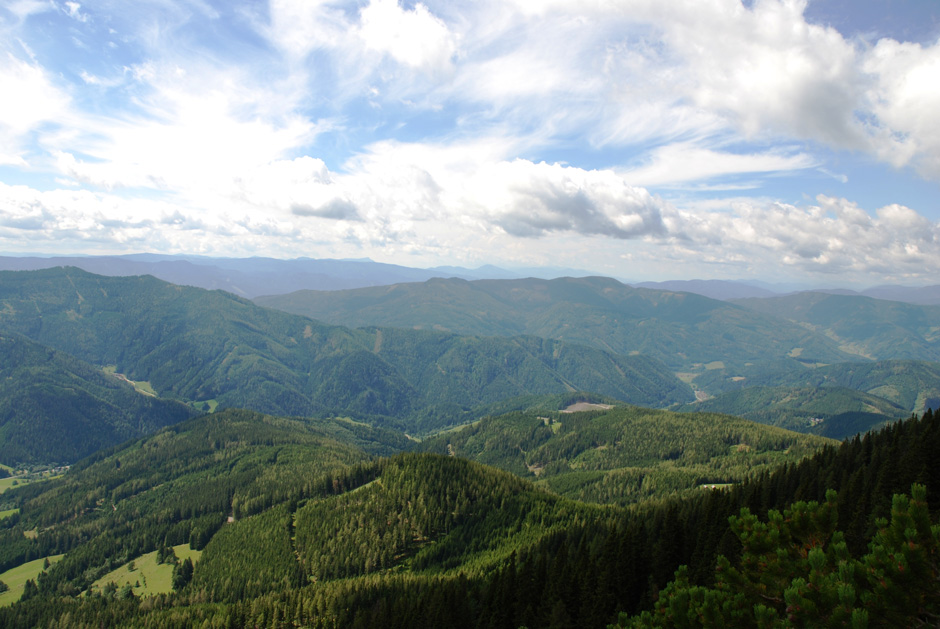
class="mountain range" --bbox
[2,266,938,465]
[0,259,939,626]
[3,254,938,304]
[0,267,690,463]
[0,254,596,299]
[255,276,857,375]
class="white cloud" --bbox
[1,0,940,286]
[49,62,323,210]
[623,143,817,187]
[63,1,88,22]
[863,37,940,178]
[494,0,940,181]
[671,194,940,279]
[0,52,70,165]
[357,0,456,74]
[3,0,53,21]
[263,0,350,61]
[0,53,69,135]
[659,0,867,148]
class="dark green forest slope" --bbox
[256,276,856,375]
[0,268,691,437]
[1,405,939,628]
[0,410,394,587]
[0,333,196,465]
[419,405,833,506]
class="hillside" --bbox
[734,291,940,362]
[632,279,778,300]
[0,410,385,587]
[1,406,938,627]
[676,385,907,439]
[0,410,607,625]
[0,333,196,465]
[0,268,692,437]
[419,404,834,506]
[255,276,856,381]
[696,359,940,415]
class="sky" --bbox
[0,0,939,286]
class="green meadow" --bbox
[0,555,64,607]
[90,544,202,597]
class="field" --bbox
[0,555,64,607]
[193,399,219,413]
[0,478,19,495]
[0,472,64,495]
[90,544,202,597]
[102,365,157,396]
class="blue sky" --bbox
[0,0,938,286]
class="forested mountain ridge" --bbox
[2,405,939,627]
[254,276,856,377]
[614,408,940,627]
[675,385,908,439]
[0,410,607,624]
[0,332,196,465]
[0,410,383,585]
[418,405,834,506]
[733,291,940,362]
[0,254,486,298]
[692,358,940,417]
[256,275,940,426]
[0,268,691,439]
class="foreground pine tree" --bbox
[617,484,940,628]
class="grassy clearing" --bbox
[0,463,12,473]
[134,381,157,396]
[103,366,157,396]
[193,399,219,413]
[0,508,18,521]
[0,555,64,607]
[90,544,202,597]
[0,478,20,495]
[0,470,66,495]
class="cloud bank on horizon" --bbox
[0,0,938,285]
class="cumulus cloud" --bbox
[863,37,940,178]
[662,0,867,148]
[357,0,456,74]
[672,194,940,278]
[495,0,940,179]
[479,160,671,239]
